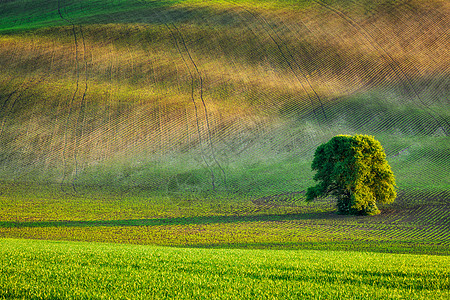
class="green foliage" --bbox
[306,135,396,215]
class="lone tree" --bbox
[306,135,396,215]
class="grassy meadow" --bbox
[1,239,449,299]
[0,0,449,298]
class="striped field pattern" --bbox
[0,0,448,196]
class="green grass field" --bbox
[1,239,449,299]
[1,0,449,298]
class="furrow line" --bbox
[312,0,449,136]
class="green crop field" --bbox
[0,183,449,255]
[0,0,449,298]
[1,239,449,299]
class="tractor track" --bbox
[149,6,227,190]
[72,24,89,190]
[57,0,89,192]
[97,5,218,187]
[162,21,216,189]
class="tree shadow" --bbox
[0,211,339,228]
[80,4,242,27]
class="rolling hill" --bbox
[0,0,448,200]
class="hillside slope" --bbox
[0,0,448,200]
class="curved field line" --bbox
[254,10,328,122]
[0,77,48,138]
[365,6,450,130]
[164,22,216,189]
[173,23,228,187]
[72,24,89,190]
[0,84,26,137]
[58,0,81,192]
[312,0,449,136]
[226,0,327,123]
[148,6,228,189]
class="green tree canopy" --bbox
[306,135,396,215]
